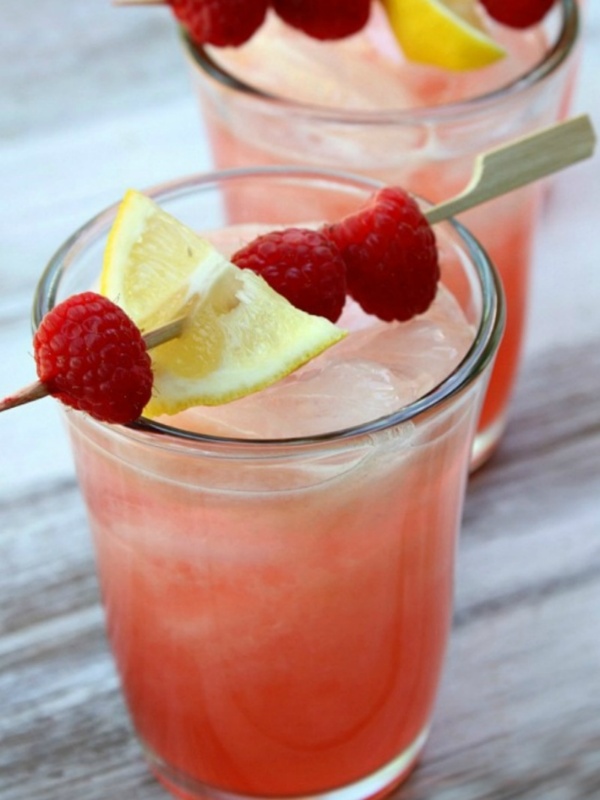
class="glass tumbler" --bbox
[183,0,578,468]
[34,168,504,800]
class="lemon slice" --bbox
[381,0,506,71]
[101,190,346,417]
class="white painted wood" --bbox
[1,2,599,798]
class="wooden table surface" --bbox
[1,3,599,799]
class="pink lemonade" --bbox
[184,1,579,466]
[37,170,504,800]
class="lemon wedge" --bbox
[381,0,506,71]
[101,189,346,417]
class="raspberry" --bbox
[231,228,347,322]
[479,0,555,29]
[273,0,371,40]
[326,188,439,323]
[170,0,269,47]
[33,292,153,424]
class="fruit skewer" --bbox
[0,115,595,421]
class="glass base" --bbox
[145,727,429,800]
[470,414,507,472]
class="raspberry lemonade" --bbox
[31,169,504,800]
[181,0,579,466]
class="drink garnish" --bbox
[0,292,154,423]
[232,228,347,322]
[380,0,506,70]
[479,0,556,30]
[232,117,595,326]
[0,195,347,423]
[327,187,439,322]
[114,0,560,69]
[424,115,596,225]
[99,190,347,417]
[1,116,594,423]
[112,0,370,49]
[272,0,371,40]
[0,186,439,421]
[169,0,269,47]
[113,0,372,44]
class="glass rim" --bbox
[33,166,505,453]
[183,0,578,125]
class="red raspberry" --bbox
[479,0,555,29]
[33,292,153,424]
[325,188,439,323]
[232,228,347,322]
[170,0,269,47]
[273,0,371,40]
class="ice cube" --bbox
[166,291,472,440]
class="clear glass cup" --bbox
[34,168,504,800]
[183,0,578,468]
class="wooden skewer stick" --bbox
[425,114,596,225]
[112,0,165,6]
[142,316,186,350]
[0,317,186,414]
[0,381,50,412]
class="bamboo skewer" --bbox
[0,115,595,416]
[425,115,596,225]
[0,381,50,412]
[112,0,165,6]
[141,316,186,350]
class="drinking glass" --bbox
[183,0,578,468]
[34,168,504,800]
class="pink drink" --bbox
[36,170,504,800]
[184,1,579,467]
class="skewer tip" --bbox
[0,381,49,413]
[112,0,166,7]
